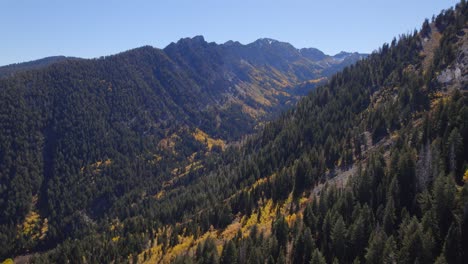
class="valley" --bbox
[0,1,467,264]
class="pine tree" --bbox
[434,254,448,264]
[303,227,314,262]
[364,228,385,264]
[331,216,347,261]
[220,240,237,264]
[382,198,396,234]
[276,249,286,264]
[304,203,318,233]
[382,236,397,264]
[293,230,306,264]
[432,174,456,241]
[273,216,289,248]
[310,248,327,264]
[442,219,462,264]
[399,217,433,263]
[447,128,462,174]
[397,150,417,211]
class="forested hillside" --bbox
[131,4,467,263]
[24,2,467,263]
[141,4,467,263]
[0,32,364,262]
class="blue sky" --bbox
[0,0,459,66]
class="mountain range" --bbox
[0,36,365,262]
[0,2,467,263]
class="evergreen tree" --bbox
[442,219,462,264]
[382,236,397,264]
[220,240,237,264]
[303,227,314,262]
[293,230,306,264]
[331,216,347,261]
[382,198,396,234]
[397,150,417,211]
[364,228,385,264]
[273,216,289,249]
[310,249,327,264]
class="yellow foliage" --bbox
[242,103,265,118]
[192,128,225,151]
[109,220,123,232]
[22,211,40,235]
[39,218,48,240]
[1,259,14,264]
[256,199,276,236]
[430,97,444,109]
[183,162,203,175]
[158,133,180,153]
[86,158,112,174]
[112,236,120,242]
[164,235,194,261]
[162,161,204,190]
[241,211,259,236]
[463,169,468,183]
[138,196,313,262]
[299,197,309,207]
[245,85,272,106]
[217,244,223,256]
[252,177,268,189]
[19,210,49,241]
[238,199,277,237]
[307,77,327,84]
[286,213,298,227]
[259,199,275,223]
[280,193,293,215]
[147,154,163,165]
[141,226,221,264]
[154,190,165,200]
[221,222,241,240]
[139,244,163,263]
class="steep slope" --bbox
[71,3,467,263]
[0,37,364,261]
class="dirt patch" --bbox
[421,24,442,74]
[14,255,32,264]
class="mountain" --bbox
[121,4,465,263]
[0,56,78,78]
[163,36,367,119]
[126,4,465,263]
[0,36,364,261]
[22,2,465,263]
[2,2,466,263]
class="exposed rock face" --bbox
[437,30,468,89]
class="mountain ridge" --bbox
[2,2,466,263]
[0,56,80,78]
[0,33,366,261]
[128,4,467,263]
[0,36,366,79]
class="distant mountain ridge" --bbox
[0,56,79,78]
[161,35,367,117]
[0,37,366,83]
[0,37,366,125]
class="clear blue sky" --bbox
[0,0,459,66]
